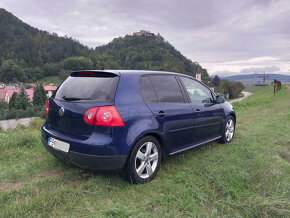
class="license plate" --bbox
[47,137,70,153]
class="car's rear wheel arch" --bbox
[129,132,166,161]
[123,133,163,183]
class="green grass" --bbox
[0,85,289,217]
[38,75,62,85]
[244,86,263,93]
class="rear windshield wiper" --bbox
[62,96,91,101]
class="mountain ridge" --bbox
[217,73,290,85]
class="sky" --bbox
[0,0,289,76]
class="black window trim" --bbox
[140,75,158,103]
[177,75,216,104]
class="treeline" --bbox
[0,8,209,83]
[212,75,245,99]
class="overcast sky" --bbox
[1,0,289,75]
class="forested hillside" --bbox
[0,9,91,66]
[96,35,209,80]
[0,8,208,83]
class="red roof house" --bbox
[44,85,57,97]
[6,88,34,102]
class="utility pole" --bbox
[259,72,268,86]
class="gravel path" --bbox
[0,117,38,131]
[230,91,252,103]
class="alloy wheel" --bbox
[225,119,235,141]
[135,142,159,179]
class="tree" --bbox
[216,79,245,99]
[63,56,92,70]
[0,59,25,82]
[33,84,47,106]
[231,82,245,98]
[9,92,17,110]
[15,87,30,110]
[42,63,61,77]
[0,100,8,110]
[212,75,220,87]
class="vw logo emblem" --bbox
[59,106,65,117]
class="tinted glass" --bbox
[140,76,158,102]
[180,76,213,104]
[150,75,184,103]
[54,76,119,102]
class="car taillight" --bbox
[45,100,50,115]
[84,106,125,126]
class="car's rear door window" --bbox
[54,76,119,102]
[140,75,158,102]
[149,75,185,103]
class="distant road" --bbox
[230,91,252,103]
[0,117,38,131]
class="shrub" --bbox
[0,101,8,110]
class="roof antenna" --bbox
[100,64,104,71]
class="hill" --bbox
[0,8,208,83]
[219,73,290,85]
[96,33,209,80]
[0,8,91,67]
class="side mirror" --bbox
[216,95,225,103]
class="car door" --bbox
[179,76,223,142]
[141,75,195,152]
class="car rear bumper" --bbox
[41,126,127,172]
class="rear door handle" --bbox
[155,111,166,118]
[195,109,201,112]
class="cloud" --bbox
[240,66,280,74]
[0,0,289,75]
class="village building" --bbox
[0,83,5,89]
[44,85,57,97]
[0,89,9,103]
[196,70,201,81]
[6,88,34,102]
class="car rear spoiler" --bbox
[71,70,120,77]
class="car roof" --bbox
[71,70,191,77]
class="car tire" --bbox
[123,136,161,184]
[219,115,235,143]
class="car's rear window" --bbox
[54,76,119,102]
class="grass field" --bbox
[0,85,289,217]
[38,75,62,85]
[243,86,263,93]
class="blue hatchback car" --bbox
[41,70,236,183]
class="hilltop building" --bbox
[133,30,164,42]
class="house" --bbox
[44,85,57,97]
[6,88,34,102]
[0,83,5,89]
[0,89,9,103]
